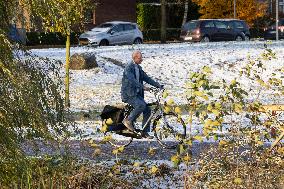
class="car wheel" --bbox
[201,36,210,42]
[244,35,250,41]
[99,39,109,46]
[235,35,243,41]
[133,38,142,44]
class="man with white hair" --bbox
[121,50,162,138]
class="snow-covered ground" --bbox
[30,41,284,113]
[27,41,284,188]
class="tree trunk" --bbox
[182,0,189,26]
[161,0,166,43]
[65,31,71,107]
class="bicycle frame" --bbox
[126,88,165,133]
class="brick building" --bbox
[92,0,136,25]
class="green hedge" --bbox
[143,29,181,41]
[249,28,265,38]
[26,32,81,46]
[137,1,200,41]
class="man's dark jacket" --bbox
[121,61,160,102]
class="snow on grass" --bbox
[30,41,284,112]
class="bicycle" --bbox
[101,87,187,149]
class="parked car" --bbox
[264,18,284,40]
[79,21,143,46]
[180,19,250,42]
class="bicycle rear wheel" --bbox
[153,112,186,149]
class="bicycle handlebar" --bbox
[148,87,164,95]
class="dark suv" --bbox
[180,19,250,42]
[264,18,284,40]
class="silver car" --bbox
[79,21,143,46]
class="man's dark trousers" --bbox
[126,96,151,132]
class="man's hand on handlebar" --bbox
[144,86,151,91]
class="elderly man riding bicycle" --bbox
[120,50,163,138]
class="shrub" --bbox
[26,32,81,46]
[0,31,67,185]
[175,46,284,188]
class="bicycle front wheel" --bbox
[104,131,133,148]
[153,112,186,149]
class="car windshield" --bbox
[98,23,114,28]
[182,21,199,31]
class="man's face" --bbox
[133,53,143,64]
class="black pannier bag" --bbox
[100,105,126,131]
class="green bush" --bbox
[137,1,200,41]
[250,28,265,38]
[0,32,67,185]
[26,32,81,46]
[143,29,181,41]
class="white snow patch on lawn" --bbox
[29,41,284,112]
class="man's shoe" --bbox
[142,132,154,139]
[122,118,135,132]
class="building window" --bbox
[280,5,284,13]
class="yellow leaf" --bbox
[194,135,203,142]
[212,109,220,116]
[183,155,191,162]
[175,107,182,114]
[234,103,243,113]
[201,95,209,101]
[211,120,220,126]
[277,147,284,155]
[114,169,120,174]
[148,147,156,156]
[162,91,169,98]
[101,125,108,132]
[90,143,99,148]
[164,106,171,114]
[133,162,140,167]
[197,80,205,87]
[193,91,203,97]
[118,146,124,153]
[219,140,227,146]
[93,148,101,155]
[103,135,112,142]
[202,66,211,73]
[171,155,180,165]
[106,118,113,125]
[234,178,243,185]
[215,102,222,109]
[112,147,124,154]
[257,140,264,146]
[167,99,175,106]
[112,149,119,154]
[204,119,212,128]
[207,104,213,111]
[185,139,192,146]
[231,79,237,85]
[150,166,158,174]
[257,79,266,87]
